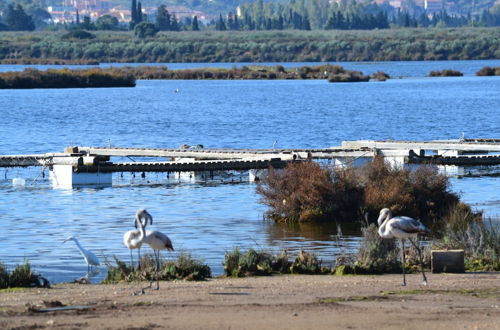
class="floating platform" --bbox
[1,139,500,188]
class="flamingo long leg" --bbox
[401,239,406,286]
[409,238,428,285]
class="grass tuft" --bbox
[0,260,50,289]
[223,248,328,277]
[103,253,211,284]
[435,204,500,271]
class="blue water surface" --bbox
[0,61,499,283]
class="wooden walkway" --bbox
[1,139,500,173]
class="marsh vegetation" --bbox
[0,68,135,88]
[0,260,49,289]
[1,28,499,64]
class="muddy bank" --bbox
[1,273,499,329]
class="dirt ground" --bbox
[1,272,499,329]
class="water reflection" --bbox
[266,220,362,242]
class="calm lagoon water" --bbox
[0,60,499,283]
[2,59,500,77]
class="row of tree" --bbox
[0,4,35,31]
[2,0,500,32]
[221,0,500,31]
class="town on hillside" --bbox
[0,0,499,31]
[4,0,500,25]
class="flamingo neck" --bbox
[134,217,146,244]
[378,214,391,238]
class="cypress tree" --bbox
[137,2,143,23]
[130,0,137,29]
[216,14,226,31]
[170,14,179,31]
[192,15,200,31]
[234,15,239,30]
[156,5,171,31]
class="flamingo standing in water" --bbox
[123,209,154,269]
[377,208,430,286]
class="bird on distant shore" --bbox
[377,208,430,286]
[133,209,174,291]
[63,236,100,272]
[123,208,154,270]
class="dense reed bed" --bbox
[0,68,135,88]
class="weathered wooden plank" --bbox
[342,140,500,152]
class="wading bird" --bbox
[63,236,100,272]
[123,209,154,269]
[377,208,430,286]
[134,210,174,291]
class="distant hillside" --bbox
[448,0,499,14]
[3,0,500,18]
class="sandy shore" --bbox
[1,273,499,329]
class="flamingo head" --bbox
[136,208,153,226]
[377,208,392,226]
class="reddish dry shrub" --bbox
[363,157,416,217]
[257,162,335,222]
[362,157,460,227]
[257,157,461,225]
[330,167,364,220]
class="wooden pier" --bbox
[1,139,500,187]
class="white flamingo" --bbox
[123,209,154,269]
[63,236,100,272]
[377,208,430,286]
[134,209,174,290]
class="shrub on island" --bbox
[428,69,463,77]
[476,66,500,76]
[257,158,462,229]
[0,68,135,89]
[371,71,390,81]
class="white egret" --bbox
[377,208,430,286]
[63,236,100,272]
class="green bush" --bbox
[223,248,329,277]
[62,30,96,40]
[0,263,9,288]
[162,252,211,281]
[0,260,50,289]
[223,248,276,277]
[134,22,158,39]
[435,204,500,271]
[102,255,135,283]
[353,224,401,274]
[103,253,211,283]
[290,250,329,274]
